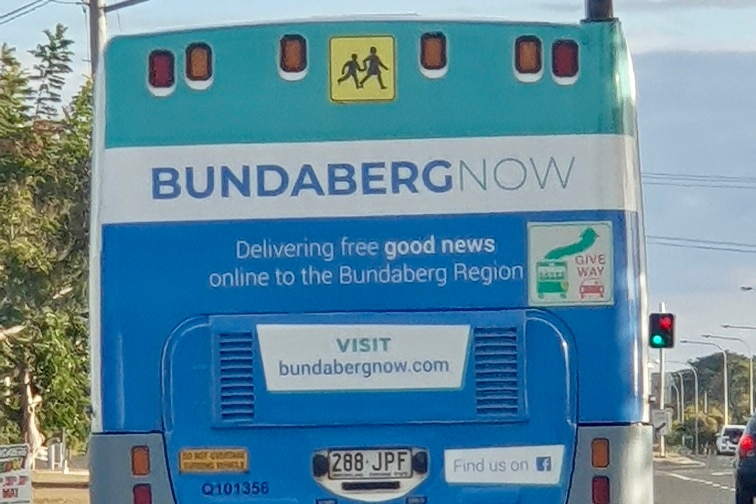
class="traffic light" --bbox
[649,313,675,348]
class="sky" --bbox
[3,0,756,369]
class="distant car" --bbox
[718,425,746,455]
[733,417,756,503]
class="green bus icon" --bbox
[536,260,569,299]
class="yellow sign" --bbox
[329,36,396,103]
[179,448,248,473]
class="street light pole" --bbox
[681,339,729,425]
[674,372,685,421]
[711,330,753,415]
[690,365,700,455]
[670,379,681,421]
[671,361,700,455]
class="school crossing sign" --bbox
[527,221,613,306]
[329,35,396,102]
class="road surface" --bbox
[655,454,737,504]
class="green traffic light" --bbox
[649,312,675,349]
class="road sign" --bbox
[652,409,671,436]
[527,221,614,307]
[329,35,396,103]
[651,409,665,427]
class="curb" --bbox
[31,471,90,490]
[653,456,707,468]
[32,480,89,489]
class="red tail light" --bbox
[552,40,579,78]
[591,476,610,504]
[148,50,175,88]
[740,434,755,458]
[133,484,152,504]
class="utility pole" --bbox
[87,0,150,77]
[659,301,667,457]
[88,0,106,77]
[585,0,614,21]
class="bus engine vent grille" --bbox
[473,327,521,418]
[218,332,256,422]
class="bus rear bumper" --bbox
[88,425,652,504]
[89,432,176,504]
[566,423,653,504]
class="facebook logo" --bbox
[536,456,552,472]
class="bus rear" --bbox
[89,5,652,504]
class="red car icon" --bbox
[579,278,605,299]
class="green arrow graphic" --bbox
[544,227,598,260]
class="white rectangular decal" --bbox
[527,221,614,306]
[256,324,470,392]
[444,445,564,485]
[99,134,639,224]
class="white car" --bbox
[717,425,746,455]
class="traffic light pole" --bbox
[658,301,667,457]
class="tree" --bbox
[697,352,752,423]
[671,406,724,453]
[0,24,91,455]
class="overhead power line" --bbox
[0,0,54,26]
[641,172,756,190]
[643,172,756,183]
[646,235,756,254]
[647,236,756,248]
[647,241,756,254]
[0,0,47,21]
[644,182,756,190]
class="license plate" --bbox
[328,449,413,480]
